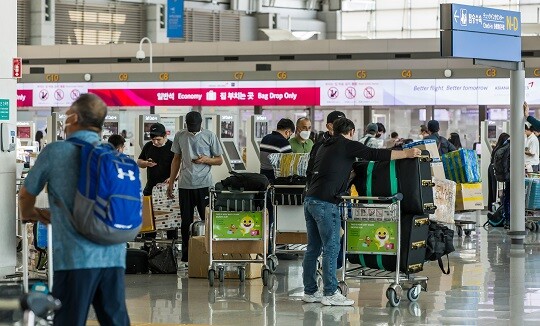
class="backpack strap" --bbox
[363,136,372,146]
[438,254,451,275]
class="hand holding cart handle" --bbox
[341,193,403,202]
[0,292,61,319]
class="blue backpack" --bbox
[62,138,142,244]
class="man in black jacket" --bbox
[424,120,456,156]
[306,111,345,186]
[302,118,420,306]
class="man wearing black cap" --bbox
[137,123,174,196]
[358,123,380,148]
[137,123,176,239]
[306,110,345,186]
[424,119,456,156]
[167,111,223,264]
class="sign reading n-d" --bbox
[440,4,521,62]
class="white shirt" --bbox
[359,135,382,148]
[525,133,540,166]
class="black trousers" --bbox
[179,187,209,262]
[53,267,129,326]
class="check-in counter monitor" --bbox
[16,121,34,146]
[218,115,245,171]
[245,115,268,173]
[480,120,508,208]
[46,112,66,144]
[102,114,119,141]
[138,114,161,148]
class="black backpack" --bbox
[493,141,510,182]
[221,171,269,191]
[425,222,455,274]
[485,205,507,227]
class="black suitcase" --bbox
[351,150,436,215]
[347,215,429,274]
[126,249,149,274]
[214,182,263,211]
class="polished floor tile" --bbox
[92,217,540,325]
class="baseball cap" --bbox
[327,111,346,124]
[427,120,440,133]
[149,123,166,137]
[366,123,378,133]
[186,111,203,132]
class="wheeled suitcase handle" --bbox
[341,193,403,202]
[419,156,433,163]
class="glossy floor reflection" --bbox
[90,219,540,325]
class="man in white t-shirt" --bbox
[525,124,540,172]
[359,123,382,148]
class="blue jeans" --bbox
[302,196,341,296]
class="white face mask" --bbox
[299,131,310,140]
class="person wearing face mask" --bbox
[306,111,346,188]
[167,111,223,264]
[259,118,295,183]
[289,117,314,154]
[301,117,421,306]
[19,94,131,325]
[108,134,126,153]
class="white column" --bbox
[509,65,526,247]
[146,4,168,44]
[30,0,55,45]
[0,0,18,276]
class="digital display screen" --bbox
[255,121,268,139]
[474,143,481,156]
[102,122,118,140]
[17,126,31,139]
[223,141,241,161]
[487,125,497,139]
[144,122,154,141]
[221,121,234,139]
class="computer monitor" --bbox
[17,126,31,139]
[487,125,497,139]
[221,121,234,139]
[102,121,119,140]
[255,121,268,139]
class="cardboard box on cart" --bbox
[403,139,440,160]
[455,183,483,211]
[188,236,262,279]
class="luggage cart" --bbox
[338,194,428,307]
[207,188,271,287]
[525,176,540,232]
[269,184,307,272]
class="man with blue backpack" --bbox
[19,93,136,326]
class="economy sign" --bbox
[440,4,521,62]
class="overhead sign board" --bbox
[441,3,520,36]
[440,4,521,62]
[167,0,184,38]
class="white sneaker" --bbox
[321,290,354,306]
[302,290,323,303]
